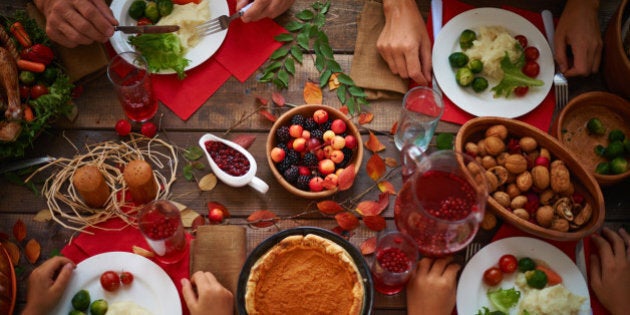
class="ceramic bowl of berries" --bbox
[455,117,605,241]
[266,105,363,199]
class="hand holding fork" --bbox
[195,2,253,37]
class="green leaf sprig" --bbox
[182,146,205,181]
[258,1,368,114]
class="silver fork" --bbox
[542,10,569,114]
[465,242,482,262]
[195,2,253,37]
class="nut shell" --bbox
[505,154,528,174]
[535,205,554,228]
[531,166,550,190]
[484,136,506,156]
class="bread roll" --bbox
[123,160,158,204]
[72,165,110,208]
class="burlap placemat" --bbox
[350,1,408,100]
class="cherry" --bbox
[115,119,132,136]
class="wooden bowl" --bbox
[266,105,363,199]
[603,0,630,99]
[555,91,630,185]
[456,117,605,241]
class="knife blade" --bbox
[0,156,56,174]
[115,25,180,34]
[431,0,443,97]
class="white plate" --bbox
[110,0,229,74]
[456,237,591,314]
[51,252,182,314]
[432,8,554,118]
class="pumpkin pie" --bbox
[245,234,364,315]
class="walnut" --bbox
[481,155,497,169]
[488,166,509,186]
[539,189,555,205]
[535,205,554,227]
[531,165,550,190]
[516,171,533,192]
[493,191,511,208]
[551,218,570,232]
[519,137,538,152]
[554,197,574,221]
[467,161,483,176]
[485,124,508,140]
[506,183,521,199]
[505,154,528,174]
[477,139,487,156]
[511,195,528,209]
[550,160,571,193]
[484,136,506,156]
[513,208,530,220]
[465,142,479,156]
[496,152,509,166]
[574,204,592,226]
[485,170,499,193]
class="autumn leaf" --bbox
[181,209,202,228]
[317,200,344,215]
[256,96,269,106]
[338,106,349,116]
[259,109,277,122]
[25,239,41,264]
[358,112,374,125]
[303,81,323,104]
[191,215,206,232]
[33,209,52,222]
[365,131,386,153]
[337,164,356,191]
[1,241,20,265]
[378,181,397,195]
[390,121,398,135]
[13,219,26,242]
[328,72,340,90]
[356,192,389,216]
[335,212,359,231]
[360,237,377,255]
[132,245,155,258]
[363,215,386,231]
[272,92,286,107]
[366,154,386,181]
[231,134,256,149]
[247,210,278,228]
[198,173,217,191]
[384,157,398,167]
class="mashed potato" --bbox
[157,0,211,50]
[463,26,521,81]
[107,301,153,315]
[514,273,586,315]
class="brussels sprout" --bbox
[610,157,628,174]
[608,129,626,142]
[455,67,474,87]
[459,29,477,50]
[90,299,108,315]
[19,71,35,85]
[68,311,86,315]
[144,1,160,23]
[586,118,605,135]
[448,52,469,68]
[624,139,630,154]
[595,162,611,174]
[525,269,548,289]
[471,77,489,92]
[71,289,90,311]
[606,140,625,159]
[157,0,173,16]
[128,0,146,20]
[517,257,536,272]
[594,144,606,156]
[468,59,483,74]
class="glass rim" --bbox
[401,85,445,118]
[107,51,150,88]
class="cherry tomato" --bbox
[483,267,503,286]
[136,17,153,26]
[524,46,540,61]
[100,271,121,292]
[522,61,540,78]
[19,85,30,100]
[514,86,529,97]
[498,254,518,274]
[141,122,157,138]
[514,35,528,48]
[120,271,134,285]
[30,84,49,99]
[115,119,132,136]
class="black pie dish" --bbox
[236,227,374,315]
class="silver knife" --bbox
[575,238,588,281]
[0,156,56,174]
[115,25,180,34]
[431,0,443,97]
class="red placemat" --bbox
[425,0,555,131]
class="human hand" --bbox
[34,0,118,48]
[377,0,432,86]
[236,0,295,23]
[589,227,630,315]
[554,0,602,77]
[406,256,461,315]
[21,256,75,315]
[181,271,234,315]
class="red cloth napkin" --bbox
[492,223,609,315]
[152,0,287,120]
[61,218,192,315]
[425,0,555,131]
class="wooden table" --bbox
[2,0,629,314]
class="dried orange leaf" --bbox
[33,209,52,222]
[360,237,377,255]
[363,215,386,231]
[1,241,20,265]
[303,81,323,104]
[378,181,397,195]
[335,212,359,231]
[317,200,344,215]
[358,112,374,125]
[384,157,398,167]
[259,109,277,122]
[390,121,398,135]
[231,134,256,149]
[272,92,286,107]
[366,154,386,181]
[247,210,278,228]
[337,164,356,191]
[181,209,201,228]
[328,73,340,90]
[132,245,155,258]
[356,193,389,216]
[191,215,206,231]
[13,219,26,242]
[365,131,386,153]
[198,173,218,191]
[25,238,41,264]
[339,106,349,116]
[256,96,269,106]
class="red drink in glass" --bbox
[107,52,158,122]
[138,200,187,264]
[370,231,418,295]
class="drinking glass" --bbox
[107,51,158,122]
[137,200,188,264]
[370,231,419,295]
[394,86,444,151]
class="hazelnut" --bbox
[465,142,479,156]
[516,171,533,192]
[535,205,554,227]
[485,124,508,140]
[505,154,528,174]
[519,137,538,152]
[481,155,497,169]
[551,218,570,232]
[531,165,550,190]
[493,191,511,208]
[484,136,506,156]
[511,195,528,209]
[513,208,530,220]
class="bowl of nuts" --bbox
[266,105,363,199]
[555,91,630,185]
[456,117,605,241]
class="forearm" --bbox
[382,0,421,21]
[564,0,599,13]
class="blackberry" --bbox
[276,126,291,143]
[337,147,354,168]
[296,175,311,190]
[285,149,300,165]
[303,117,318,131]
[290,114,306,126]
[276,159,292,173]
[310,129,324,140]
[276,142,288,152]
[302,152,318,168]
[283,165,300,184]
[319,119,332,131]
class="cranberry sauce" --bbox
[377,248,412,273]
[204,140,250,176]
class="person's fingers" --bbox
[443,261,462,279]
[590,44,602,74]
[90,0,118,26]
[591,233,614,269]
[50,263,75,294]
[430,256,453,275]
[419,42,432,85]
[417,257,433,274]
[180,278,198,306]
[201,271,220,285]
[554,39,570,74]
[241,1,265,23]
[562,46,590,77]
[65,6,110,41]
[602,227,627,260]
[41,256,74,277]
[392,53,408,79]
[55,14,99,46]
[588,253,602,290]
[76,2,115,38]
[619,227,630,245]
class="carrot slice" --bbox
[536,265,563,285]
[17,59,45,73]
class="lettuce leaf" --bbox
[128,33,189,79]
[487,287,521,313]
[491,52,544,98]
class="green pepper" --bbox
[459,29,476,50]
[595,162,611,174]
[586,118,605,135]
[128,0,147,20]
[608,129,626,142]
[448,52,469,68]
[71,289,91,311]
[157,0,174,17]
[471,77,489,93]
[610,157,628,174]
[90,299,108,315]
[144,1,160,23]
[468,59,483,74]
[517,257,536,272]
[455,67,474,87]
[525,269,548,289]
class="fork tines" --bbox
[195,15,229,37]
[554,73,569,111]
[465,242,481,262]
